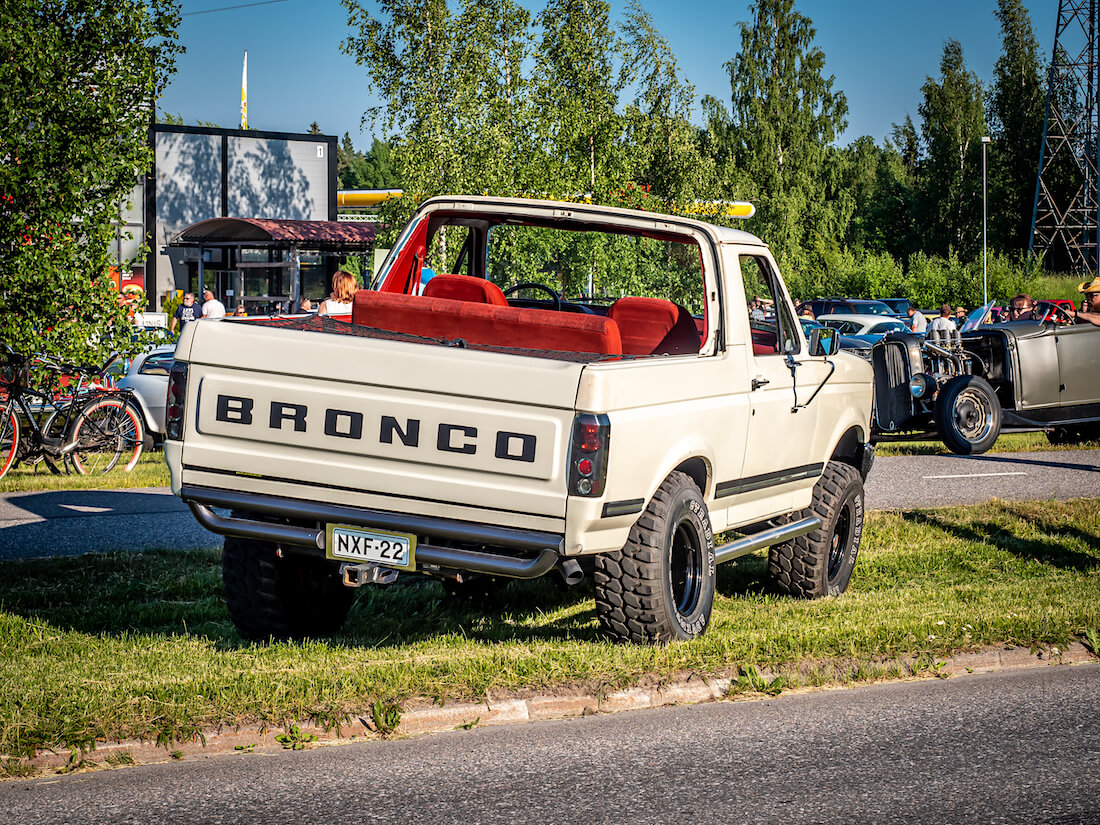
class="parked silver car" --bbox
[108,345,174,444]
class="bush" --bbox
[794,244,1083,311]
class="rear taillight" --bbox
[569,413,610,497]
[166,363,188,441]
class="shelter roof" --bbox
[170,218,377,250]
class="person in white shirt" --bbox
[906,305,927,334]
[201,289,226,319]
[928,303,955,333]
[318,270,359,316]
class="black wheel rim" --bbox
[827,502,852,580]
[669,519,703,616]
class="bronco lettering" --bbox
[213,394,537,460]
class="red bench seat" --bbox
[352,290,623,356]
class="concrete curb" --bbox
[7,641,1095,777]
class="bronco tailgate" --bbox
[176,321,587,531]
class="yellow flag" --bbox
[240,50,248,130]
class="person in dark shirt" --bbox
[170,293,198,334]
[1075,278,1100,327]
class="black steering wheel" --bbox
[503,282,562,311]
[1033,300,1076,325]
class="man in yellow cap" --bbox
[1076,277,1100,326]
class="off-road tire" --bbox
[594,471,715,644]
[935,374,1002,455]
[768,461,864,598]
[222,536,354,640]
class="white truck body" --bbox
[167,197,874,643]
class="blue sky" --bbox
[158,0,1054,152]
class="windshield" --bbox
[869,320,907,334]
[961,300,997,332]
[822,319,861,334]
[850,301,893,315]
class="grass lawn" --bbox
[874,430,1096,456]
[0,497,1097,763]
[0,451,171,494]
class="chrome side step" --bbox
[714,516,822,565]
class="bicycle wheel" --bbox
[68,396,144,475]
[0,403,19,480]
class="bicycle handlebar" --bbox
[35,353,118,379]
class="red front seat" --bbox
[607,296,701,356]
[422,273,509,306]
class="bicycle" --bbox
[0,351,145,480]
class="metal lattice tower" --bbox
[1031,0,1100,274]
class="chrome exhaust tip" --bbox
[558,558,584,587]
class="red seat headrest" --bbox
[422,273,509,306]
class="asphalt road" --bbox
[863,447,1100,510]
[2,664,1096,824]
[0,449,1097,560]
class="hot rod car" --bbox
[870,301,1100,454]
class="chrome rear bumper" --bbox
[183,484,563,580]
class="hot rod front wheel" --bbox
[935,375,1002,455]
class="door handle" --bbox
[751,377,770,391]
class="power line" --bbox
[183,0,289,17]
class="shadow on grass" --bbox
[0,548,607,648]
[900,508,1100,571]
[0,546,776,650]
[716,551,770,597]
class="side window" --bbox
[741,255,799,355]
[825,320,858,334]
[431,225,471,277]
[139,353,174,376]
[104,357,129,380]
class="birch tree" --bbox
[0,0,179,364]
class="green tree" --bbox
[916,39,987,258]
[337,132,370,189]
[531,0,628,201]
[844,133,918,261]
[344,0,458,220]
[988,0,1045,256]
[336,134,402,190]
[715,0,851,273]
[362,138,401,188]
[620,0,714,211]
[0,0,179,365]
[343,0,532,242]
[449,0,536,197]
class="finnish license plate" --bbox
[326,524,416,571]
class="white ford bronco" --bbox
[166,196,875,644]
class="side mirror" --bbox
[809,326,840,357]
